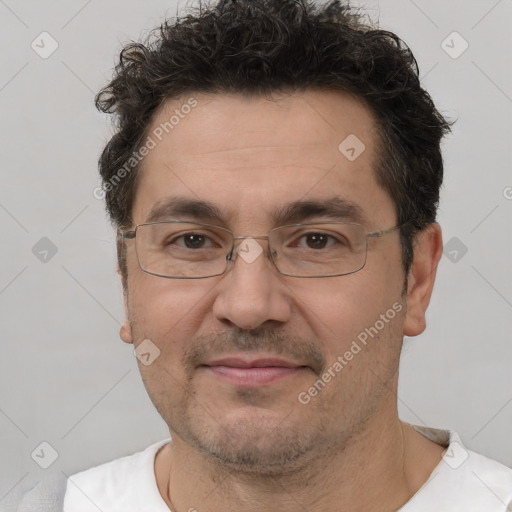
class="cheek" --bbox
[293,269,403,360]
[127,282,194,397]
[127,271,214,351]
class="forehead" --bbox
[131,89,395,228]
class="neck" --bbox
[155,396,445,512]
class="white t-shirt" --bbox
[63,424,512,512]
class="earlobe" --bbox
[403,223,443,337]
[120,291,133,344]
[120,320,133,344]
[118,263,133,344]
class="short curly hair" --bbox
[95,0,453,282]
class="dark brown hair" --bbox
[95,0,453,280]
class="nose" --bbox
[212,238,292,330]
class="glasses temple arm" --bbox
[366,224,404,238]
[118,230,136,241]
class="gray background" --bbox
[1,0,511,499]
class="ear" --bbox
[117,263,133,345]
[403,223,443,337]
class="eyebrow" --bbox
[144,195,367,226]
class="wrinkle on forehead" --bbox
[163,145,341,175]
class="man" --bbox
[17,0,512,510]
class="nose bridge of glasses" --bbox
[232,235,270,240]
[227,235,274,263]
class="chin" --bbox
[180,406,322,475]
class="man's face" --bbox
[122,90,407,473]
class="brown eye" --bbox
[167,232,216,249]
[295,232,343,250]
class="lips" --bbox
[201,357,308,386]
[204,357,302,369]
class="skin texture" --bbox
[119,90,445,511]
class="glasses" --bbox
[119,221,401,279]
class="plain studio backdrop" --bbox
[0,0,511,496]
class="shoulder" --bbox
[457,446,512,494]
[435,445,512,510]
[63,439,170,512]
[1,473,68,512]
[404,424,512,511]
